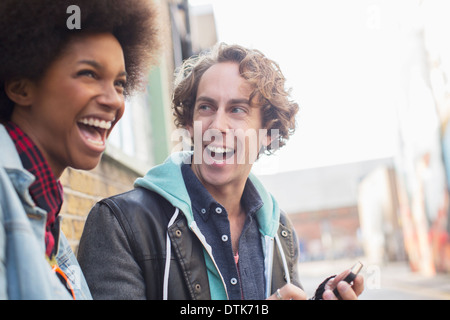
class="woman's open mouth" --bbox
[77,117,113,151]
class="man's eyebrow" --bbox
[196,96,216,104]
[229,98,250,105]
[77,60,127,77]
[196,96,250,105]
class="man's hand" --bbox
[322,269,364,300]
[266,283,307,300]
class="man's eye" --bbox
[232,107,246,113]
[198,104,211,111]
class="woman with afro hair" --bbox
[0,0,160,299]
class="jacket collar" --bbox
[0,124,25,170]
[0,124,36,207]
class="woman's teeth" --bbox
[78,118,112,130]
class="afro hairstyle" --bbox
[0,0,160,121]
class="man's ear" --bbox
[187,124,194,138]
[4,79,35,106]
[262,130,275,149]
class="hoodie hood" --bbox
[134,151,280,238]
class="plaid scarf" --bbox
[5,122,63,259]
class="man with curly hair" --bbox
[0,0,159,299]
[78,43,364,300]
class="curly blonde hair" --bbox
[172,43,299,153]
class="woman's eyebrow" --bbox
[77,59,127,77]
[77,59,103,69]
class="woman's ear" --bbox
[4,79,35,106]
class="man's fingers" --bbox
[266,283,307,300]
[323,275,364,300]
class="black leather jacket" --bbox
[78,187,302,300]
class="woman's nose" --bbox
[97,83,124,111]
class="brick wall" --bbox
[59,154,140,253]
[289,206,362,260]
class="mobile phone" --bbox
[332,261,363,299]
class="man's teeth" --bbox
[206,145,234,153]
[78,118,112,130]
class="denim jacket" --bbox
[0,124,91,300]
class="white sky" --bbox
[189,0,424,174]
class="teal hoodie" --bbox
[134,151,286,299]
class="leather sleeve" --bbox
[77,200,147,300]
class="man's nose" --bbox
[208,109,229,132]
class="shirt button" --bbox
[201,208,206,214]
[221,235,228,242]
[215,207,223,214]
[230,278,238,285]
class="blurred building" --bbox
[257,158,393,261]
[390,0,450,275]
[60,0,218,252]
[358,166,406,265]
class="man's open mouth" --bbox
[205,145,235,161]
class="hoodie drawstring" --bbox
[264,234,291,298]
[163,208,179,300]
[275,233,291,284]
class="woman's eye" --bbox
[115,79,127,89]
[77,69,97,79]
